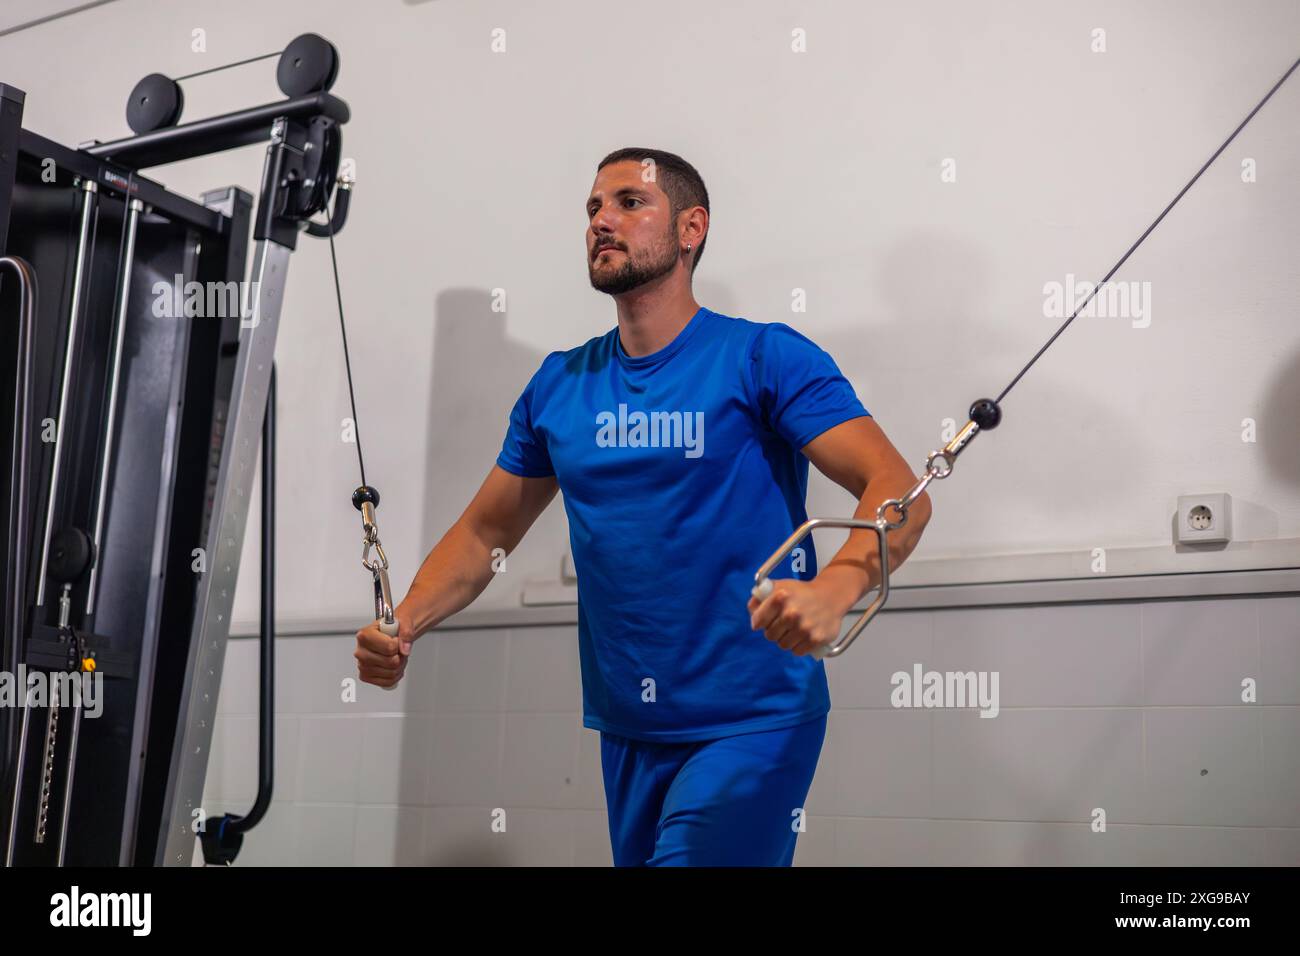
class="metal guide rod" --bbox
[36,179,97,607]
[1,254,38,867]
[85,196,144,615]
[4,683,34,867]
[55,688,82,866]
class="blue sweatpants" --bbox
[599,715,827,866]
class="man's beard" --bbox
[588,230,679,295]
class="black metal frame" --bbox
[0,74,348,866]
[86,92,349,170]
[0,82,29,824]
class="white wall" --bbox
[202,593,1300,866]
[2,0,1297,631]
[2,0,1297,867]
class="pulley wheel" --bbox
[277,33,340,97]
[126,73,184,134]
[47,527,95,585]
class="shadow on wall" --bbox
[806,230,1153,529]
[420,287,559,558]
[1259,346,1300,488]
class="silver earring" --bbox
[686,244,692,252]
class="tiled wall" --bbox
[198,593,1300,866]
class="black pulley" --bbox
[277,33,340,97]
[300,116,340,219]
[47,527,95,585]
[125,73,184,134]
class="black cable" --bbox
[0,0,122,39]
[322,194,368,489]
[173,51,278,83]
[994,53,1300,406]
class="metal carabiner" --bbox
[353,485,399,639]
[751,398,1002,659]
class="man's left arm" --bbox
[748,415,933,656]
[804,414,932,611]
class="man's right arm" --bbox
[396,464,560,638]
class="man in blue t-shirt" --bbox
[355,147,932,866]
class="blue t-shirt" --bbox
[496,306,870,742]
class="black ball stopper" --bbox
[352,485,380,511]
[970,398,1002,430]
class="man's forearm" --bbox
[815,470,932,615]
[396,518,505,638]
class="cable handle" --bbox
[354,485,402,688]
[751,400,1001,658]
[377,613,400,692]
[751,517,892,660]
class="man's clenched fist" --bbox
[354,616,414,688]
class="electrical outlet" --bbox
[1175,493,1232,545]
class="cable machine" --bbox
[0,33,367,866]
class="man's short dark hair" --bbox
[597,147,710,274]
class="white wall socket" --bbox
[1175,493,1232,545]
